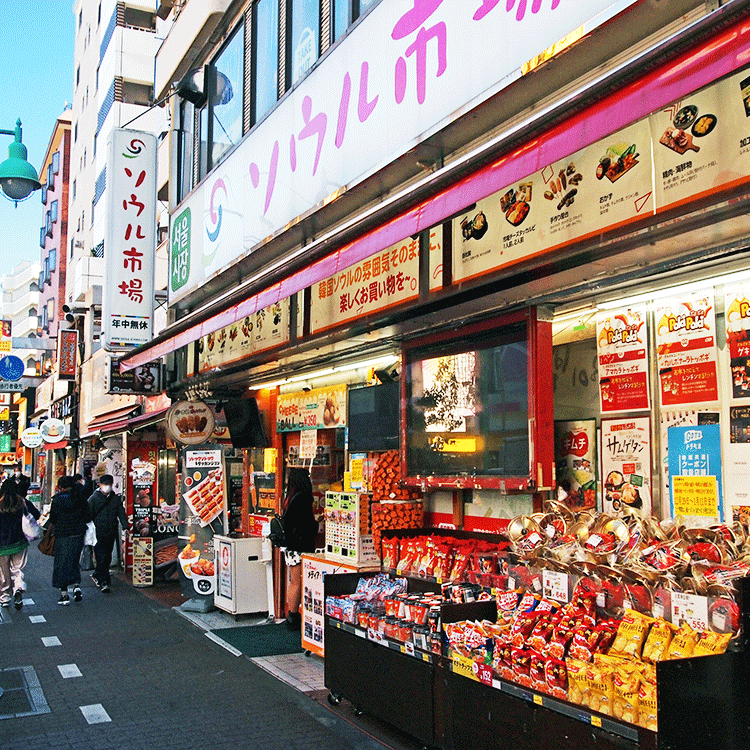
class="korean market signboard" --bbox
[277,384,347,432]
[601,417,652,516]
[103,129,156,350]
[654,290,719,407]
[725,285,750,400]
[668,424,723,523]
[595,306,649,413]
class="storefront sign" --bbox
[0,435,10,453]
[668,424,723,522]
[311,237,419,333]
[132,537,154,587]
[50,394,74,421]
[40,418,66,444]
[0,319,11,353]
[57,329,78,380]
[128,442,160,539]
[601,417,652,515]
[277,384,347,431]
[596,307,649,412]
[103,128,156,350]
[107,356,161,394]
[553,420,596,509]
[166,400,215,445]
[21,427,43,449]
[655,290,719,406]
[725,285,750,399]
[197,300,289,373]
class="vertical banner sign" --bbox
[727,406,750,520]
[725,285,750,399]
[668,424,723,522]
[654,290,719,406]
[103,128,156,350]
[553,420,597,509]
[57,329,78,380]
[0,319,11,353]
[596,307,650,412]
[601,417,652,515]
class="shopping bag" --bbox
[84,521,98,547]
[22,513,42,541]
[38,525,55,556]
[268,514,286,547]
[80,545,95,570]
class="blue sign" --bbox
[668,424,723,520]
[0,355,24,382]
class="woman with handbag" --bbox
[49,476,91,605]
[0,479,41,609]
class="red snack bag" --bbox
[530,651,548,693]
[493,637,514,681]
[434,543,454,580]
[381,537,399,569]
[510,611,542,649]
[595,621,619,654]
[511,648,533,687]
[536,599,562,615]
[568,621,601,662]
[545,658,568,699]
[545,616,578,660]
[527,613,556,653]
[517,592,541,613]
[496,588,521,621]
[449,546,472,581]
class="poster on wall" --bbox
[178,444,225,600]
[668,424,723,523]
[725,285,750,399]
[600,417,652,515]
[654,290,719,406]
[595,306,650,412]
[553,420,597,509]
[726,407,750,519]
[276,384,347,431]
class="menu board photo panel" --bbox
[600,417,652,516]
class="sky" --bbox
[0,2,74,281]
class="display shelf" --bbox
[328,618,438,664]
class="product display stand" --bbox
[324,573,750,750]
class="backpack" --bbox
[268,514,286,547]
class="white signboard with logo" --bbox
[103,128,157,350]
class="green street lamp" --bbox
[0,119,41,205]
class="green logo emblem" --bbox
[171,208,191,292]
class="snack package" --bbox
[381,537,399,569]
[511,648,533,688]
[493,637,515,681]
[642,619,676,663]
[595,621,619,654]
[545,657,568,699]
[613,663,641,724]
[510,611,542,648]
[568,621,600,662]
[527,613,556,653]
[692,630,732,657]
[566,658,589,706]
[586,661,615,716]
[496,588,522,621]
[666,623,699,659]
[434,543,454,581]
[449,546,471,582]
[529,650,548,693]
[609,610,653,661]
[545,616,578,660]
[638,678,658,731]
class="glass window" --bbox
[291,0,319,85]
[253,0,279,123]
[210,25,245,166]
[52,151,60,174]
[49,249,57,271]
[50,200,58,223]
[44,257,50,283]
[331,0,349,43]
[46,298,55,321]
[198,105,209,181]
[177,99,195,203]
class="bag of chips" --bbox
[566,658,589,705]
[609,610,653,661]
[666,623,699,660]
[638,678,658,731]
[545,657,568,699]
[493,637,514,681]
[586,661,615,716]
[530,651,548,693]
[642,618,676,663]
[612,663,641,724]
[692,630,732,657]
[511,647,533,688]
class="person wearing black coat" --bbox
[87,474,129,593]
[0,480,40,609]
[10,463,30,499]
[49,476,91,605]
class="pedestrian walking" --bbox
[75,472,96,570]
[49,475,91,605]
[88,474,129,594]
[0,479,41,609]
[10,462,31,498]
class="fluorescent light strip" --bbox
[596,268,750,310]
[253,355,398,390]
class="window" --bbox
[74,122,78,142]
[49,249,57,272]
[78,9,82,29]
[198,104,209,181]
[72,178,76,200]
[47,164,55,190]
[50,200,58,223]
[29,282,38,293]
[44,256,50,283]
[76,65,80,86]
[98,1,101,25]
[46,298,55,324]
[83,148,86,168]
[331,0,350,43]
[210,25,245,166]
[290,0,320,86]
[122,80,153,106]
[52,151,60,175]
[41,184,48,205]
[252,0,279,126]
[26,358,35,370]
[177,100,195,203]
[29,307,37,319]
[123,7,156,31]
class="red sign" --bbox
[57,329,78,380]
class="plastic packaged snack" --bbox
[665,623,699,659]
[586,661,615,716]
[642,618,676,663]
[544,657,568,699]
[566,658,589,705]
[530,651,548,693]
[612,663,641,724]
[638,679,658,731]
[692,630,732,657]
[609,610,653,661]
[511,648,533,687]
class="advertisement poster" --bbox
[178,444,224,599]
[227,460,243,533]
[132,537,154,587]
[277,384,347,431]
[596,306,650,412]
[654,290,719,406]
[553,420,597,509]
[668,424,723,523]
[725,285,750,399]
[727,407,750,516]
[600,417,652,515]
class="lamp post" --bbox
[0,119,41,205]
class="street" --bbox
[0,547,399,750]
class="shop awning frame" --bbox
[121,5,750,372]
[81,404,141,440]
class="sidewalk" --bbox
[0,543,412,750]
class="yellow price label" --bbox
[672,475,718,517]
[533,694,543,706]
[591,716,602,728]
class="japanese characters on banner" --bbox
[725,285,750,399]
[654,290,719,407]
[601,418,652,516]
[0,319,10,353]
[595,307,650,413]
[277,385,347,432]
[727,406,750,520]
[57,329,78,380]
[310,237,420,333]
[668,424,723,523]
[197,300,289,373]
[553,420,597,509]
[103,129,156,350]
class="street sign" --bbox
[0,355,25,381]
[0,382,23,392]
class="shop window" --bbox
[329,0,377,44]
[290,0,320,86]
[209,24,245,167]
[252,0,279,124]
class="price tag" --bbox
[356,627,367,639]
[653,602,665,620]
[671,591,709,631]
[533,694,543,706]
[400,645,407,654]
[508,576,516,590]
[405,641,415,657]
[596,591,606,608]
[591,716,602,728]
[477,663,493,686]
[531,577,542,592]
[623,599,633,611]
[422,652,430,663]
[436,576,442,584]
[542,570,570,603]
[712,611,727,631]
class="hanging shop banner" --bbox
[601,417,652,516]
[128,442,159,539]
[57,329,78,380]
[553,420,597,510]
[197,299,289,373]
[668,424,723,523]
[0,319,10,353]
[40,418,66,444]
[654,290,719,407]
[725,285,750,399]
[595,306,650,412]
[311,238,420,333]
[277,384,347,432]
[178,444,224,599]
[166,400,215,445]
[102,128,156,350]
[107,356,161,395]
